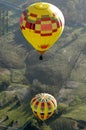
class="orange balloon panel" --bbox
[20,2,65,54]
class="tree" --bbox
[0,7,9,36]
[57,103,68,115]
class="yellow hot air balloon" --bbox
[30,93,57,121]
[20,2,65,59]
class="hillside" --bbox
[26,26,86,84]
[0,0,86,130]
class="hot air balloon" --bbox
[20,2,65,60]
[30,93,57,121]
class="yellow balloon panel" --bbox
[20,2,65,54]
[30,93,57,121]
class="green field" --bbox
[0,0,86,129]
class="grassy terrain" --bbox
[0,83,32,129]
[59,82,86,121]
[64,104,86,121]
[0,1,86,129]
[0,99,32,129]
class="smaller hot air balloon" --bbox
[20,2,65,60]
[30,93,57,121]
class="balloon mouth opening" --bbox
[38,50,45,54]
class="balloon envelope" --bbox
[20,2,65,54]
[30,93,57,121]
